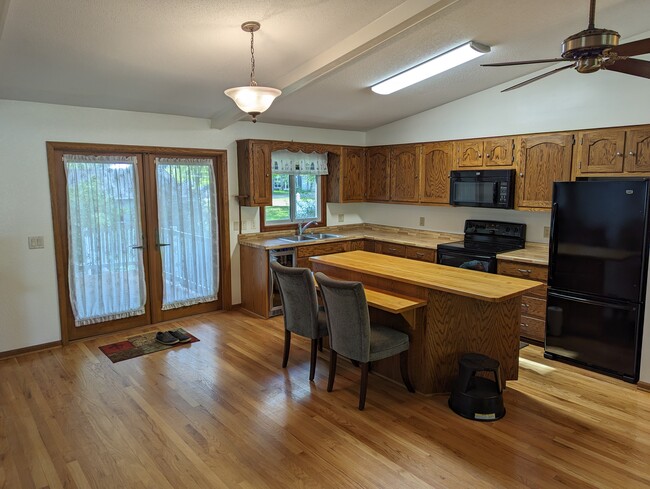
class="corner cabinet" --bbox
[327,146,366,203]
[516,133,574,210]
[574,127,650,177]
[390,144,420,203]
[236,140,272,206]
[420,142,453,204]
[366,146,391,201]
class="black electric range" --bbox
[436,220,526,273]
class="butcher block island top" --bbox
[309,251,542,302]
[309,250,543,394]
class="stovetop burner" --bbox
[437,220,527,256]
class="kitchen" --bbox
[2,0,650,487]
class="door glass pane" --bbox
[64,155,146,326]
[155,158,219,310]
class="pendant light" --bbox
[224,21,281,123]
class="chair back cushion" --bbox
[314,272,370,362]
[270,260,319,338]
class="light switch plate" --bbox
[338,214,345,223]
[28,236,44,249]
[543,226,550,238]
[419,217,425,226]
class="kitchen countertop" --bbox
[238,223,549,265]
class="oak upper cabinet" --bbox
[420,142,453,204]
[517,133,574,210]
[454,137,515,168]
[390,144,421,203]
[575,126,650,176]
[366,146,391,201]
[237,140,272,206]
[327,146,366,203]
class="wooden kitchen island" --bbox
[310,251,542,394]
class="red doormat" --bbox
[98,329,199,363]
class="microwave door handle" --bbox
[492,181,498,204]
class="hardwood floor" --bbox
[1,310,649,488]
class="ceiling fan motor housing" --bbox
[562,28,620,57]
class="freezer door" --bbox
[549,180,649,302]
[545,290,642,381]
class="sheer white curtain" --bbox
[64,155,146,326]
[155,158,219,310]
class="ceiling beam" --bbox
[0,0,10,42]
[210,0,462,129]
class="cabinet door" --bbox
[624,128,650,173]
[341,147,366,201]
[484,137,515,167]
[366,147,391,201]
[517,133,574,209]
[251,141,273,205]
[390,145,420,202]
[577,129,626,174]
[420,142,452,204]
[455,140,484,168]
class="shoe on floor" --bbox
[155,331,179,345]
[169,329,192,343]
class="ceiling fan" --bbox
[481,0,650,92]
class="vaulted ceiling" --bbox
[1,0,649,130]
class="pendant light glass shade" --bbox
[225,21,281,122]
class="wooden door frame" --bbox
[47,142,231,344]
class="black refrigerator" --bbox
[545,179,650,382]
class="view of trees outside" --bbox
[266,173,319,223]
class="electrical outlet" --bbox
[242,221,248,231]
[28,236,44,249]
[338,214,345,223]
[232,221,239,232]
[419,216,425,226]
[543,226,550,238]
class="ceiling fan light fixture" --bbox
[371,41,490,95]
[225,21,281,123]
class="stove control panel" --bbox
[464,220,526,240]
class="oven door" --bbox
[437,248,497,273]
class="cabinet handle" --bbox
[522,303,529,308]
[616,152,623,157]
[520,323,527,327]
[485,153,490,158]
[416,252,424,257]
[517,268,532,274]
[388,247,397,252]
[519,172,524,177]
[629,151,636,156]
[478,153,482,157]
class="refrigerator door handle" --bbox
[548,290,637,311]
[548,202,558,282]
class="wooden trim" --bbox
[0,341,62,360]
[637,381,650,393]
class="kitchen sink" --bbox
[277,233,341,243]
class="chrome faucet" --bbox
[297,220,318,236]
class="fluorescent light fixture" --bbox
[371,41,490,95]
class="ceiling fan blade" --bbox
[482,58,570,67]
[502,63,576,92]
[609,38,650,57]
[605,58,650,79]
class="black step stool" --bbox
[448,353,505,421]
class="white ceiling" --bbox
[1,0,649,131]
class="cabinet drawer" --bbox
[520,315,545,343]
[526,284,548,298]
[498,261,548,282]
[376,242,406,257]
[297,241,349,258]
[521,295,546,319]
[405,246,436,262]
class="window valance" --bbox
[271,150,328,175]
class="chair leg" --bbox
[282,330,291,368]
[400,350,415,393]
[351,359,360,367]
[309,339,318,381]
[359,362,369,410]
[327,350,338,392]
[318,337,323,352]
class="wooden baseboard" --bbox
[637,381,650,393]
[0,341,62,360]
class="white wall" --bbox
[364,54,650,383]
[0,99,364,353]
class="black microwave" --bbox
[449,169,515,209]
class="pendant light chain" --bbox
[249,30,257,86]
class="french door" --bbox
[47,143,231,342]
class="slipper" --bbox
[169,329,192,343]
[155,331,179,345]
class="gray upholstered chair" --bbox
[270,260,328,381]
[314,272,415,410]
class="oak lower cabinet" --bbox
[453,137,515,169]
[574,127,650,177]
[390,144,420,203]
[420,142,453,204]
[374,241,436,262]
[237,140,273,206]
[516,132,574,210]
[296,241,352,268]
[497,260,549,343]
[327,146,366,202]
[366,147,391,201]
